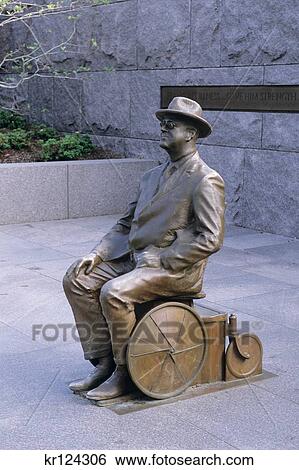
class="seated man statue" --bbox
[63,96,225,401]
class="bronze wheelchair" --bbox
[127,294,263,399]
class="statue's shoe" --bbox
[86,365,132,401]
[69,357,115,393]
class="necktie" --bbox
[158,162,177,189]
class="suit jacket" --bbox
[92,151,225,292]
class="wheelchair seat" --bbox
[134,292,206,317]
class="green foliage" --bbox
[47,2,58,10]
[0,1,30,15]
[103,66,115,72]
[59,134,94,159]
[42,138,60,161]
[0,109,94,161]
[0,109,27,130]
[30,125,58,141]
[0,129,30,151]
[77,65,91,72]
[0,132,10,151]
[7,129,30,149]
[42,134,94,161]
[93,0,111,5]
[90,37,98,48]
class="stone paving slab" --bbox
[204,263,247,281]
[0,347,234,450]
[21,258,77,283]
[163,385,299,450]
[209,246,272,268]
[51,240,102,258]
[220,289,299,331]
[204,272,294,303]
[255,352,299,406]
[223,233,296,250]
[0,232,72,265]
[241,262,299,287]
[246,241,299,265]
[0,215,298,450]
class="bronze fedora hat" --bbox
[156,96,212,138]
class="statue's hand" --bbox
[134,245,161,268]
[75,253,102,277]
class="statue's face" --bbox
[159,115,196,152]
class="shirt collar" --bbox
[168,151,197,170]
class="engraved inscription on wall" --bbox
[161,86,299,113]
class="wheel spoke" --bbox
[169,354,186,384]
[138,354,167,381]
[149,355,169,392]
[131,347,171,357]
[149,315,174,350]
[172,344,204,355]
[175,311,186,344]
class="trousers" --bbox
[63,252,202,365]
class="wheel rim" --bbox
[226,334,263,379]
[127,302,207,399]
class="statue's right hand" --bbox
[74,253,102,277]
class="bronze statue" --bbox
[63,97,226,401]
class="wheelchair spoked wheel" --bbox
[226,333,263,379]
[127,302,207,399]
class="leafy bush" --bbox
[0,129,30,151]
[7,129,30,149]
[0,108,95,162]
[58,134,94,159]
[30,125,58,141]
[0,132,11,151]
[42,134,94,161]
[42,138,60,161]
[0,109,27,130]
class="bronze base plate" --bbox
[74,370,276,415]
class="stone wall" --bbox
[1,0,298,236]
[0,159,155,224]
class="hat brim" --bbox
[156,109,212,138]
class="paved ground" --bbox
[0,215,298,450]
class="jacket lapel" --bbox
[150,152,201,201]
[137,152,201,215]
[134,163,167,216]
